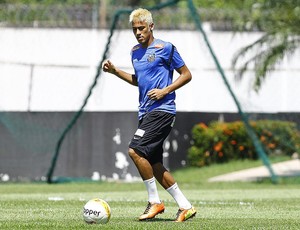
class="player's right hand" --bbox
[102,60,116,74]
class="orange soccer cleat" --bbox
[139,202,165,221]
[174,206,197,222]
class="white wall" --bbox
[0,28,299,112]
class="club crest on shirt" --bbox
[147,53,156,62]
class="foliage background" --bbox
[188,120,300,167]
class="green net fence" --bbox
[46,0,278,183]
[1,0,299,184]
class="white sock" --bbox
[143,177,161,204]
[166,183,192,209]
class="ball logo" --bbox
[83,208,102,217]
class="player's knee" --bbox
[128,148,145,162]
[128,148,136,159]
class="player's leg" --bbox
[128,147,161,204]
[152,161,175,188]
[128,148,153,180]
[128,148,164,220]
[152,160,196,222]
[128,111,174,220]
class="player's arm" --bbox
[147,64,192,100]
[167,64,192,93]
[102,60,138,86]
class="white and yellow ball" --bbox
[83,198,111,224]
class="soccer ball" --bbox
[83,198,111,224]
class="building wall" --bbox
[1,28,299,112]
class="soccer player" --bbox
[102,8,196,222]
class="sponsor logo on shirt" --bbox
[154,44,164,48]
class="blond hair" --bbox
[129,8,153,25]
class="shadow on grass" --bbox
[138,218,175,222]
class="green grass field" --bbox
[1,159,300,229]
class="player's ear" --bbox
[149,23,154,31]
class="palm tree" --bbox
[231,0,300,91]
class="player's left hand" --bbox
[147,88,167,100]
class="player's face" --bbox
[132,20,154,47]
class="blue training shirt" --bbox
[131,39,185,120]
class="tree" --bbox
[231,0,300,91]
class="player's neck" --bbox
[141,36,155,48]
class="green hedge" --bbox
[187,120,300,167]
